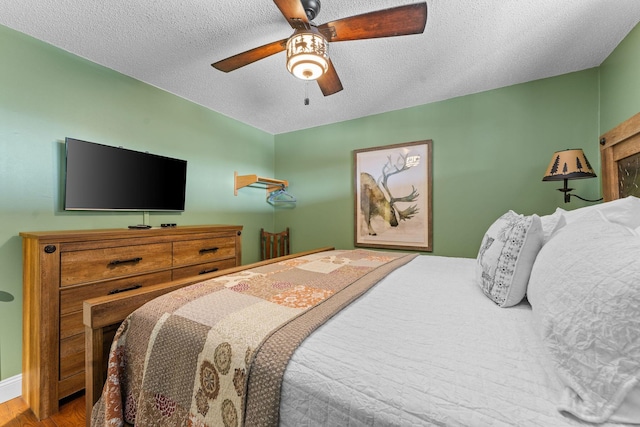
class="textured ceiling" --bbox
[1,1,640,134]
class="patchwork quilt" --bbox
[91,249,416,427]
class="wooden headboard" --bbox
[599,112,640,201]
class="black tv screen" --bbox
[64,138,187,211]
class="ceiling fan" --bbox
[211,0,428,96]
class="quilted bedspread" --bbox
[91,249,417,427]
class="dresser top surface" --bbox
[20,225,243,242]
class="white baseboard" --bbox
[0,374,22,404]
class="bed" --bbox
[85,112,640,427]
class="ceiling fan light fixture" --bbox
[286,31,328,81]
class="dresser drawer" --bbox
[60,271,172,315]
[60,333,85,380]
[172,259,237,280]
[60,312,84,339]
[59,372,84,400]
[173,237,236,267]
[61,243,172,286]
[59,271,172,339]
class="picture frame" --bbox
[354,140,433,251]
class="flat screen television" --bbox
[64,138,187,211]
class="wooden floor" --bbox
[0,393,85,427]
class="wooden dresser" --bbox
[20,225,242,420]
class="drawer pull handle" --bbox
[108,284,142,295]
[199,267,219,275]
[199,247,219,254]
[108,257,143,266]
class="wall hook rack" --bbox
[234,171,289,196]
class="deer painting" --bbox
[360,153,420,236]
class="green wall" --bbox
[600,23,640,132]
[0,25,276,380]
[274,70,601,257]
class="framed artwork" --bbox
[354,140,433,251]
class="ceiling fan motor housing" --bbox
[302,0,321,21]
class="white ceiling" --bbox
[1,1,640,135]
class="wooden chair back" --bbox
[260,228,290,260]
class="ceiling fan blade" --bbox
[317,2,427,42]
[317,60,343,96]
[212,39,287,72]
[273,0,310,30]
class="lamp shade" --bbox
[286,30,329,81]
[542,149,597,181]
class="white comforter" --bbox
[279,255,626,426]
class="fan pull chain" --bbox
[304,82,309,105]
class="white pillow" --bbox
[528,212,640,423]
[539,210,566,244]
[475,210,542,307]
[560,196,640,229]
